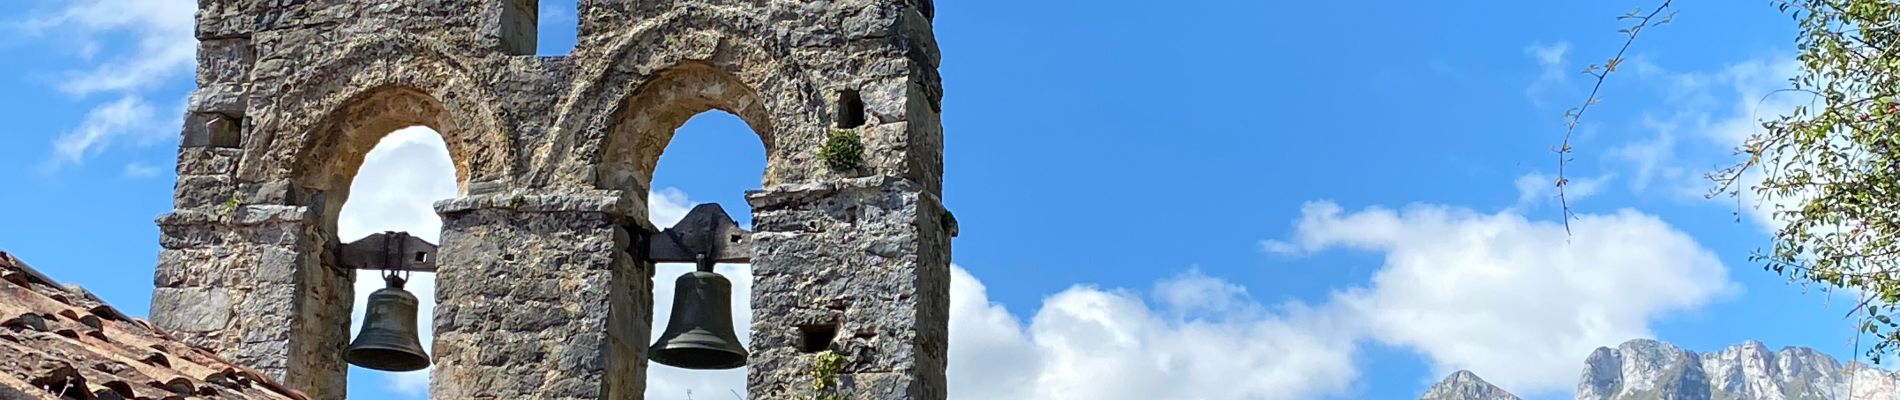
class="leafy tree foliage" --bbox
[1706,0,1900,362]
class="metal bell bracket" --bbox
[337,231,439,273]
[642,203,751,265]
[333,202,745,270]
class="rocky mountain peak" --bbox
[1420,339,1900,400]
[1420,370,1521,400]
[1577,338,1708,400]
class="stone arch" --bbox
[531,9,809,192]
[242,33,512,204]
[290,85,494,229]
[202,34,511,398]
[597,61,775,195]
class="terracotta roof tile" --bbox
[0,250,305,400]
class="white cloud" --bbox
[649,188,695,228]
[645,257,1363,400]
[19,0,196,96]
[1607,114,1685,194]
[1606,56,1807,232]
[1526,41,1573,105]
[1512,172,1611,212]
[954,271,1361,400]
[1529,42,1570,71]
[45,95,167,169]
[1266,201,1736,396]
[337,127,460,244]
[1153,267,1256,318]
[123,162,162,178]
[20,0,197,169]
[944,266,1042,399]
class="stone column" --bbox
[431,191,650,399]
[153,197,352,400]
[746,177,952,400]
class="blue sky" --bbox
[0,1,1860,399]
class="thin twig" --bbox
[1556,2,1676,234]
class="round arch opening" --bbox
[335,126,457,398]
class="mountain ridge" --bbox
[1418,339,1900,400]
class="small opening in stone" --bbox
[729,234,742,243]
[414,252,429,263]
[184,113,242,149]
[836,90,866,129]
[798,323,838,353]
[503,253,517,262]
[206,114,241,148]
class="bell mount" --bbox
[642,203,752,265]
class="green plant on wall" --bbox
[820,128,864,172]
[805,350,849,400]
[222,192,246,216]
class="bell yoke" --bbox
[337,204,754,372]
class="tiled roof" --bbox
[0,250,305,400]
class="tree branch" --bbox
[1556,1,1675,234]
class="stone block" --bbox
[195,0,254,39]
[157,219,227,250]
[173,175,237,209]
[240,180,299,206]
[176,147,241,176]
[188,83,249,116]
[151,287,232,333]
[196,38,255,85]
[253,246,297,284]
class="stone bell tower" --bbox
[151,0,950,399]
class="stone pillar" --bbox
[431,191,650,399]
[153,200,352,400]
[746,177,952,400]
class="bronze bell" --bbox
[650,268,748,370]
[346,275,431,372]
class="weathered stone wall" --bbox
[747,177,951,399]
[432,192,647,400]
[155,0,949,399]
[154,204,354,398]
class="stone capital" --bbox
[159,205,316,226]
[434,190,641,218]
[746,176,933,208]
